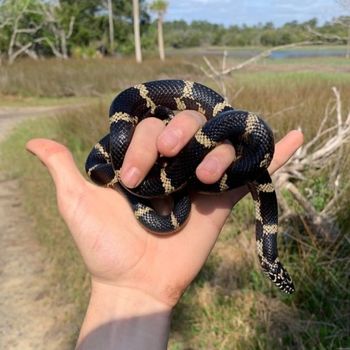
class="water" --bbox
[270,48,347,59]
[191,47,348,59]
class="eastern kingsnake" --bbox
[85,79,295,294]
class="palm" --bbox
[61,178,241,304]
[27,129,303,306]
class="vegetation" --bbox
[0,56,199,97]
[132,0,143,63]
[149,0,168,61]
[0,0,349,63]
[1,57,350,349]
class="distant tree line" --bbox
[163,18,348,48]
[0,0,349,63]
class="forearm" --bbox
[76,281,172,350]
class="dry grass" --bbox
[0,57,199,97]
[1,58,350,349]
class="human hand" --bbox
[26,111,303,310]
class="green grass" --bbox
[0,114,94,343]
[265,56,350,66]
[1,58,350,349]
[0,94,103,107]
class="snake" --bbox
[85,79,295,294]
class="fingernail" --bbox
[122,166,141,188]
[159,129,182,150]
[199,157,219,175]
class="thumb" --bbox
[26,138,87,208]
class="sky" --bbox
[158,0,345,27]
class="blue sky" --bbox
[156,0,345,27]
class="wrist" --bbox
[90,279,173,316]
[76,280,172,350]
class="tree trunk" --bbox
[132,0,142,63]
[347,24,350,59]
[157,13,165,61]
[8,18,18,61]
[107,0,114,54]
[60,29,68,59]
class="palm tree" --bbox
[107,0,114,54]
[132,0,142,63]
[150,0,168,61]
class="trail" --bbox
[0,106,76,349]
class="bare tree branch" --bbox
[5,0,45,64]
[204,41,321,79]
[9,42,33,63]
[193,41,323,98]
[0,17,11,29]
[66,15,75,39]
[306,25,347,42]
[273,87,350,240]
[193,41,348,240]
[38,2,75,59]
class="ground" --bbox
[0,107,75,349]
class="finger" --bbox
[268,130,304,174]
[195,141,236,184]
[192,130,304,232]
[25,139,87,216]
[120,117,165,188]
[26,138,86,194]
[157,110,206,157]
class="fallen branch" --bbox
[274,87,350,241]
[306,25,347,42]
[201,41,322,80]
[193,45,348,241]
[196,41,322,97]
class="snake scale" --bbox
[85,79,295,294]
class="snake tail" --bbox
[248,171,295,294]
[85,79,295,293]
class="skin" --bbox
[26,110,304,350]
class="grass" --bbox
[0,115,93,343]
[1,57,350,349]
[0,57,199,98]
[0,94,102,108]
[0,53,349,99]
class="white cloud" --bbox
[163,0,343,26]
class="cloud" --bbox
[163,0,343,26]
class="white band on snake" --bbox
[85,80,295,294]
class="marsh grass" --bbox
[1,58,350,349]
[0,57,198,97]
[1,56,349,99]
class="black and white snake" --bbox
[85,79,295,294]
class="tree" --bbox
[336,0,350,58]
[0,0,78,63]
[0,0,45,64]
[0,0,151,61]
[106,0,114,53]
[39,1,75,59]
[132,0,142,63]
[149,0,168,61]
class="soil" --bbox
[0,106,77,349]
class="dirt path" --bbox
[0,107,77,349]
[0,106,67,142]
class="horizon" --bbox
[151,0,345,27]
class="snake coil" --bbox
[85,80,295,294]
